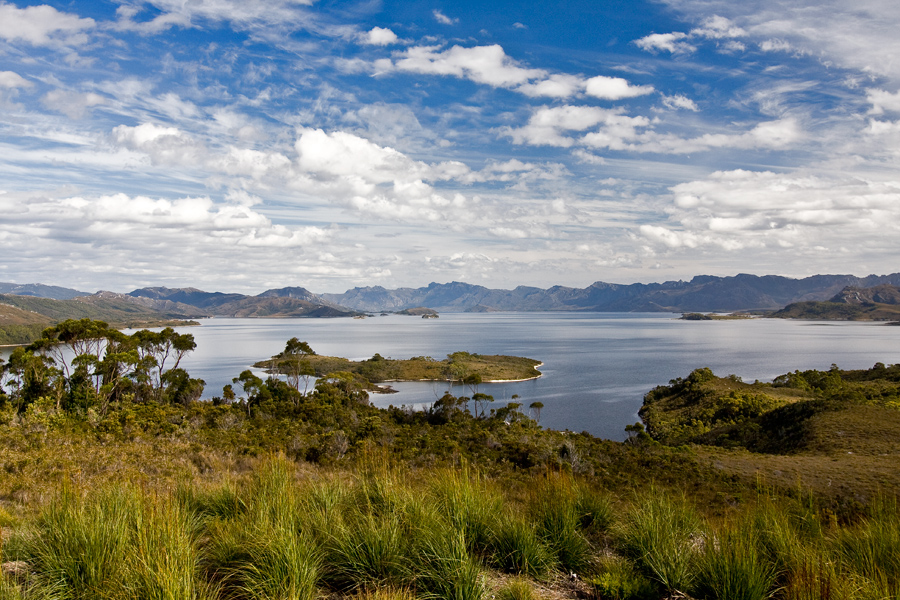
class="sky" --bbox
[1,0,899,294]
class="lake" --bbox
[163,313,898,440]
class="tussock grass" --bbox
[27,484,134,599]
[488,513,555,578]
[616,488,703,594]
[496,576,536,600]
[428,464,502,556]
[5,452,900,600]
[834,495,900,599]
[529,472,591,573]
[694,522,777,600]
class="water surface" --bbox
[168,313,899,440]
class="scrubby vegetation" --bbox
[2,318,900,599]
[255,340,542,385]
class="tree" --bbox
[131,328,197,403]
[472,392,494,418]
[29,318,114,382]
[529,401,544,423]
[2,348,57,412]
[274,338,316,396]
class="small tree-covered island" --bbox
[2,319,900,599]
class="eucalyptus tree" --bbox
[27,318,116,410]
[274,337,316,396]
[2,347,57,411]
[28,318,114,382]
[131,327,197,403]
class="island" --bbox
[253,342,542,392]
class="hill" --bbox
[772,284,900,320]
[0,281,89,300]
[128,286,358,317]
[638,363,900,499]
[322,273,900,313]
[0,293,196,344]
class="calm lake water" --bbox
[160,313,898,441]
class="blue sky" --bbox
[1,0,899,293]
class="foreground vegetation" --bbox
[2,319,900,599]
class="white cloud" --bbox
[571,149,606,165]
[0,2,95,47]
[388,44,546,88]
[661,94,699,111]
[295,128,429,184]
[0,190,333,261]
[584,75,654,100]
[517,74,584,98]
[114,0,315,34]
[634,32,696,54]
[41,90,106,119]
[759,38,793,53]
[432,9,458,25]
[113,123,204,165]
[0,71,31,89]
[867,89,900,115]
[363,26,399,46]
[640,169,900,254]
[690,15,746,39]
[503,106,620,147]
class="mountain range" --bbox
[4,273,900,317]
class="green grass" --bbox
[487,513,555,578]
[529,472,592,573]
[616,488,703,595]
[694,523,777,600]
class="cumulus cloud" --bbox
[386,44,547,88]
[0,2,95,47]
[0,71,31,89]
[867,89,900,115]
[432,9,458,25]
[690,15,746,39]
[0,189,335,289]
[661,94,699,111]
[517,74,584,98]
[380,43,653,101]
[41,90,105,119]
[584,76,654,100]
[505,104,799,154]
[362,26,399,46]
[113,123,207,166]
[634,32,696,54]
[635,15,746,55]
[640,170,900,254]
[502,106,622,148]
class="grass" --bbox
[529,472,592,573]
[616,488,703,595]
[695,522,777,600]
[2,458,900,600]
